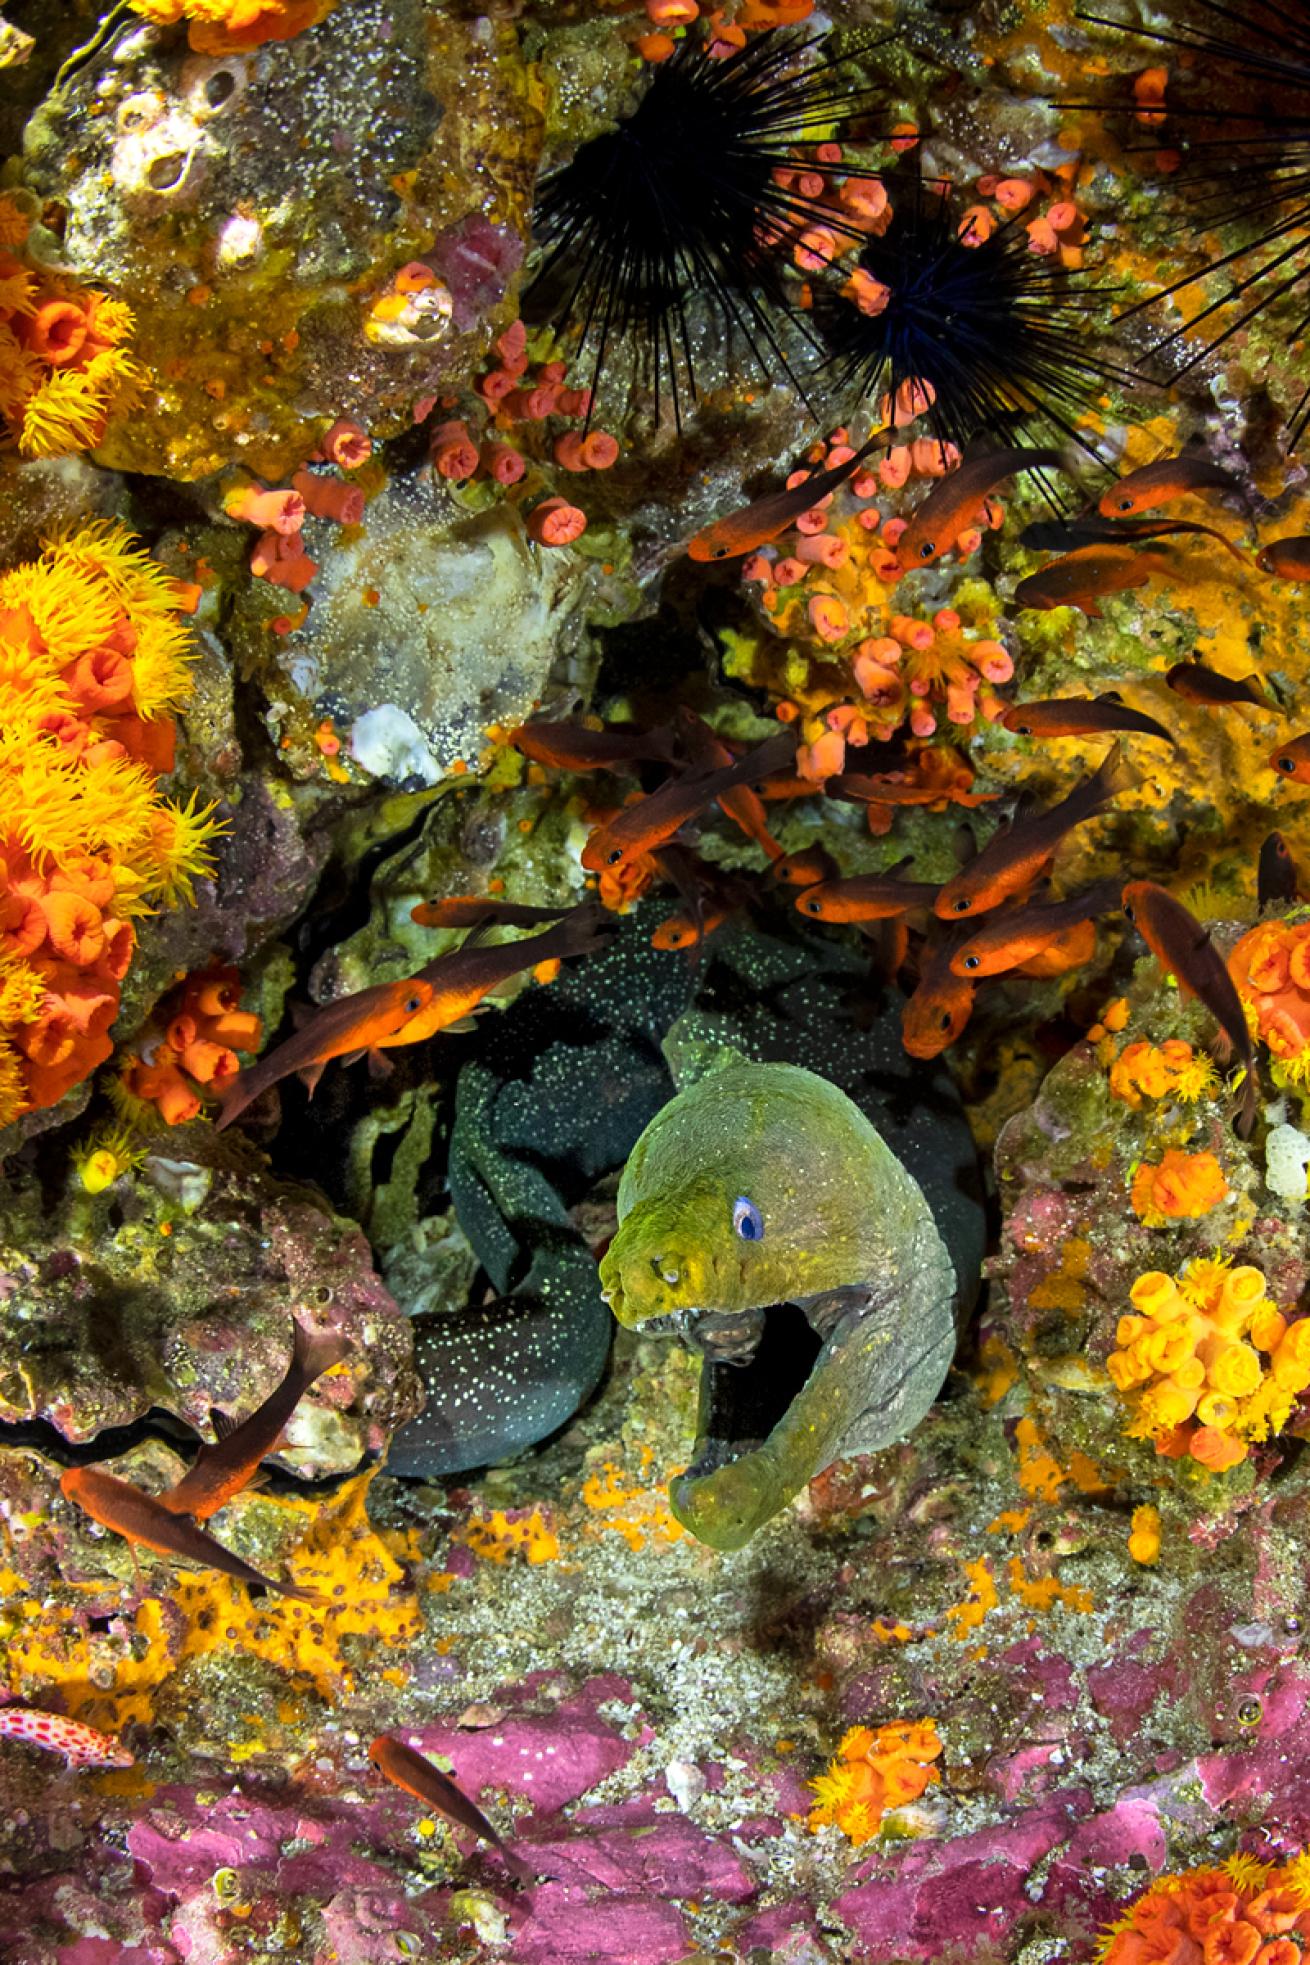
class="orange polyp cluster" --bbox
[1107,1259,1310,1472]
[1229,917,1310,1085]
[808,1719,943,1845]
[1130,1148,1229,1226]
[119,967,261,1125]
[0,195,143,459]
[126,0,336,54]
[1098,1856,1310,1965]
[0,524,220,1128]
[227,442,367,594]
[1109,1038,1218,1106]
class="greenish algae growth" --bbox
[599,1054,957,1552]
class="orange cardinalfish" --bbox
[1258,535,1310,580]
[411,897,575,930]
[651,905,730,952]
[901,940,976,1059]
[949,879,1121,976]
[60,1466,321,1603]
[1013,544,1176,617]
[1020,510,1247,562]
[158,1321,350,1522]
[1166,660,1274,711]
[757,772,824,802]
[834,771,1000,814]
[580,731,795,872]
[369,1735,534,1886]
[686,429,893,563]
[895,447,1069,569]
[1097,453,1239,517]
[1270,733,1310,784]
[510,718,676,773]
[771,844,839,887]
[1000,696,1175,747]
[376,905,616,1049]
[796,862,940,923]
[673,708,783,861]
[1121,880,1258,1136]
[215,976,434,1130]
[1013,917,1098,977]
[935,743,1137,919]
[1259,831,1302,908]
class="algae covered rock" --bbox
[0,1125,420,1472]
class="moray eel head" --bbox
[599,1178,805,1328]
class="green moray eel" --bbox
[599,1055,959,1550]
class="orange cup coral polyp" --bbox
[1229,916,1310,1082]
[127,0,337,52]
[809,1718,943,1845]
[1107,1259,1310,1472]
[1099,1856,1310,1965]
[0,524,221,1129]
[1130,1148,1228,1226]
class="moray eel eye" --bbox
[732,1195,763,1241]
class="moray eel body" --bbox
[387,911,982,1523]
[600,1058,959,1550]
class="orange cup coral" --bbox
[0,524,221,1129]
[808,1718,943,1845]
[1229,916,1310,1084]
[1099,1855,1310,1965]
[126,0,336,53]
[118,966,261,1125]
[1107,1258,1310,1471]
[1130,1148,1228,1226]
[1109,1038,1218,1107]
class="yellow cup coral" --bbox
[0,195,143,459]
[0,524,221,1128]
[809,1718,943,1845]
[1130,1148,1228,1226]
[1107,1258,1310,1471]
[1109,1039,1218,1107]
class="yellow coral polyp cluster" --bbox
[127,0,337,53]
[1109,1039,1219,1107]
[1229,916,1310,1085]
[1108,1259,1310,1472]
[808,1718,943,1844]
[0,524,220,1127]
[0,196,143,459]
[1098,1854,1310,1965]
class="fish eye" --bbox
[938,1010,953,1030]
[1014,722,1032,735]
[404,994,422,1013]
[1115,496,1133,512]
[805,897,822,913]
[732,1195,764,1241]
[1277,755,1297,774]
[1124,902,1135,922]
[918,541,935,560]
[950,897,972,914]
[963,955,980,971]
[606,848,623,865]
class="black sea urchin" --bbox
[1077,0,1310,443]
[523,29,884,430]
[811,176,1124,450]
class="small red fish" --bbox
[1013,544,1175,617]
[1122,880,1257,1135]
[795,865,939,923]
[411,898,575,930]
[215,975,434,1130]
[1257,535,1310,581]
[1013,917,1098,977]
[1000,696,1175,746]
[370,1734,534,1885]
[159,1321,350,1521]
[60,1466,321,1603]
[1166,660,1273,711]
[0,1705,134,1769]
[687,430,892,563]
[935,743,1137,919]
[1259,831,1302,908]
[896,447,1069,569]
[376,905,615,1049]
[1021,511,1247,562]
[651,906,729,952]
[510,719,676,773]
[770,844,839,887]
[1097,453,1239,518]
[580,732,795,873]
[949,879,1121,976]
[901,941,976,1058]
[1270,733,1310,785]
[674,709,783,861]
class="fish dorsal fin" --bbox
[1095,690,1124,704]
[288,1000,314,1031]
[211,1407,236,1441]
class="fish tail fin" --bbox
[1093,739,1141,803]
[278,1582,327,1607]
[1233,1061,1259,1140]
[292,1318,352,1382]
[212,1075,249,1134]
